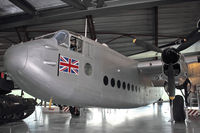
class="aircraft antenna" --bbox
[84,18,88,37]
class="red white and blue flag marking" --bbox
[59,55,79,75]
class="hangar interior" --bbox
[1,0,200,100]
[0,0,200,59]
[0,0,200,133]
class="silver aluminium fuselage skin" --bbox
[4,30,163,108]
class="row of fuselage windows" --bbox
[103,76,140,92]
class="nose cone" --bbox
[4,44,28,73]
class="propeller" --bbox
[132,39,162,53]
[176,28,200,52]
[133,27,200,53]
[133,26,200,99]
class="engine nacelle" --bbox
[162,53,188,86]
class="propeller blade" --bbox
[176,28,200,52]
[168,64,175,100]
[133,39,162,53]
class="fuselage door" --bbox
[83,41,94,59]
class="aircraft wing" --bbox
[137,56,200,87]
[137,59,164,87]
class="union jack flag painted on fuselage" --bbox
[59,55,79,75]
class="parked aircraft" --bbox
[2,22,200,122]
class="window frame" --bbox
[69,34,83,53]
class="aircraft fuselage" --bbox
[4,30,163,108]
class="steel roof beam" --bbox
[153,6,158,60]
[61,0,86,10]
[96,0,104,8]
[82,0,93,8]
[153,6,158,48]
[0,36,17,44]
[86,15,96,40]
[0,44,11,49]
[9,0,37,15]
[15,28,22,42]
[0,0,199,30]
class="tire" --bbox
[173,95,185,122]
[69,106,80,116]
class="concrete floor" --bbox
[0,103,200,133]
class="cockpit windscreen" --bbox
[54,31,69,47]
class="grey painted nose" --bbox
[4,44,28,73]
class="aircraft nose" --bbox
[4,44,28,73]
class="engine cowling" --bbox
[161,48,188,85]
[163,63,181,77]
[161,48,180,65]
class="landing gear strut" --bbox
[69,106,80,116]
[176,78,191,106]
[165,79,188,122]
[169,99,174,122]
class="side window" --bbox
[127,83,130,91]
[103,76,109,86]
[122,82,126,90]
[70,36,83,53]
[117,80,121,89]
[111,78,115,87]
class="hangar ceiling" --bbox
[0,0,200,68]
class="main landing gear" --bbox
[168,95,185,122]
[165,81,189,122]
[166,78,191,123]
[69,106,80,116]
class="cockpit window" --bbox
[70,36,82,53]
[54,31,69,47]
